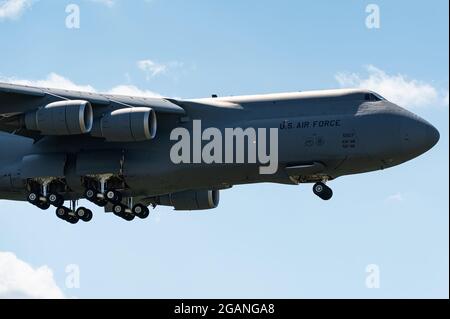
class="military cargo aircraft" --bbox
[0,82,440,224]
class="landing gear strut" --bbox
[27,179,60,210]
[85,175,121,207]
[313,182,333,200]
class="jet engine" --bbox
[25,100,93,135]
[153,190,220,211]
[91,107,157,142]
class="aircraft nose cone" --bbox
[426,123,440,149]
[402,115,440,158]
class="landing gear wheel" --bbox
[66,216,79,224]
[122,213,135,222]
[48,193,64,207]
[94,199,108,207]
[36,201,51,210]
[113,204,126,216]
[76,207,93,222]
[313,182,333,201]
[133,204,150,219]
[83,210,93,222]
[105,190,122,204]
[113,204,135,221]
[56,206,70,220]
[27,192,39,205]
[85,188,97,202]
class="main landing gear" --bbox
[112,203,150,221]
[313,182,333,201]
[27,180,62,211]
[84,176,150,222]
[55,205,93,224]
[84,175,121,207]
[26,176,152,224]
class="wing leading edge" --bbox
[0,82,186,139]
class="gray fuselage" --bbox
[0,89,440,203]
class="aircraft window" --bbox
[364,93,384,102]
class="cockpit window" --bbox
[364,93,385,102]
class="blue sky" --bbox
[0,0,448,298]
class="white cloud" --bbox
[0,0,33,20]
[0,252,64,299]
[0,73,162,98]
[385,193,404,203]
[87,0,115,7]
[2,73,96,92]
[137,59,184,80]
[335,65,448,109]
[137,60,168,79]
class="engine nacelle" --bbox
[91,107,157,142]
[155,190,220,211]
[25,100,93,135]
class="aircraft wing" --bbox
[0,82,185,139]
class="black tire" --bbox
[313,182,333,200]
[94,199,108,207]
[320,187,333,201]
[48,193,64,207]
[83,209,93,222]
[56,207,68,220]
[113,204,125,216]
[122,213,135,222]
[85,188,97,202]
[133,204,150,219]
[106,190,122,204]
[77,208,93,222]
[76,207,89,220]
[66,216,79,225]
[313,182,326,196]
[36,201,51,210]
[27,192,40,205]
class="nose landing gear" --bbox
[313,182,333,200]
